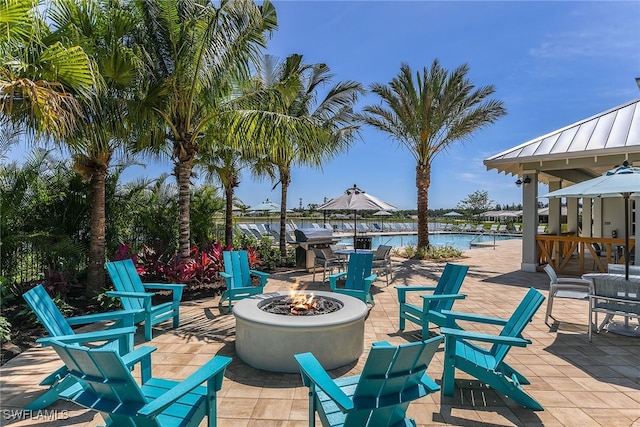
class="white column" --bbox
[583,198,592,237]
[593,198,603,237]
[567,197,579,234]
[521,172,539,272]
[548,181,562,235]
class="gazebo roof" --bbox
[484,98,640,184]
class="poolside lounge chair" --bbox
[543,264,591,325]
[46,338,231,427]
[489,224,499,233]
[440,287,545,410]
[498,224,508,233]
[295,336,442,427]
[475,224,485,232]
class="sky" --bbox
[6,1,640,210]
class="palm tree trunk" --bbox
[416,163,431,251]
[279,168,291,260]
[176,158,194,259]
[224,183,234,246]
[86,168,107,296]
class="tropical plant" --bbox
[0,0,94,139]
[128,0,278,260]
[239,54,364,259]
[457,190,495,222]
[362,60,506,251]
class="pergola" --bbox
[484,98,640,273]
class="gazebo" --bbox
[484,98,640,274]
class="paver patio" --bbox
[1,239,639,426]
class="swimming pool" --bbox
[338,233,520,251]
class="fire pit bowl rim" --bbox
[233,291,367,328]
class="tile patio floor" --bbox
[1,239,639,426]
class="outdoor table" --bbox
[582,273,640,337]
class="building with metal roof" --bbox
[484,98,640,273]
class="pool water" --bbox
[338,233,520,251]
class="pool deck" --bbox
[1,239,639,426]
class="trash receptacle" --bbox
[355,236,372,250]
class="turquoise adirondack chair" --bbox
[106,258,185,341]
[328,252,376,306]
[219,250,269,313]
[295,336,443,427]
[440,287,546,410]
[396,263,469,339]
[45,339,231,427]
[22,284,137,410]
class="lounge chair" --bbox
[106,258,185,341]
[219,250,269,313]
[396,263,469,339]
[371,245,392,285]
[440,287,546,410]
[295,336,443,427]
[329,252,376,306]
[46,338,231,427]
[542,264,591,325]
[22,284,137,410]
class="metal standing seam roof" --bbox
[484,99,640,182]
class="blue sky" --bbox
[7,1,640,210]
[242,0,640,210]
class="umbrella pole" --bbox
[624,193,630,280]
[354,211,357,250]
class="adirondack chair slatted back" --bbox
[492,288,545,363]
[23,285,75,337]
[349,338,441,426]
[50,341,148,403]
[224,250,252,289]
[105,259,145,311]
[345,252,373,290]
[430,264,469,311]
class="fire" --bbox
[288,283,318,314]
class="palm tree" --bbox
[240,54,364,258]
[362,60,506,251]
[0,0,94,139]
[44,0,142,295]
[129,0,277,259]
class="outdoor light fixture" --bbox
[515,176,532,187]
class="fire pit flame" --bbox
[259,286,342,316]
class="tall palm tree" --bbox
[45,0,142,295]
[0,0,94,139]
[129,0,277,259]
[362,60,506,251]
[240,54,364,258]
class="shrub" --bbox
[392,245,462,260]
[0,316,11,343]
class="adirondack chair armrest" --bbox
[249,270,270,285]
[137,356,232,418]
[365,274,377,285]
[142,283,186,291]
[294,352,355,413]
[441,309,509,327]
[440,327,531,347]
[396,285,438,302]
[219,272,231,279]
[65,309,138,327]
[371,341,393,347]
[37,326,137,347]
[328,272,348,290]
[121,345,156,367]
[420,293,466,302]
[106,290,154,299]
[141,283,185,302]
[419,372,441,393]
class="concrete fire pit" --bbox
[233,291,368,373]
